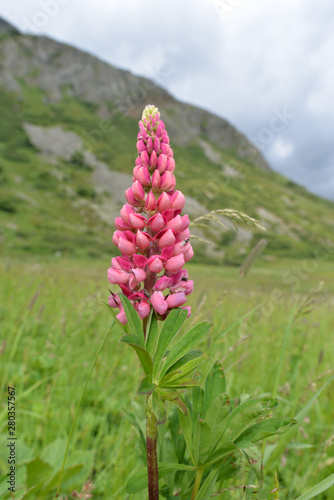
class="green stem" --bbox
[191,467,204,500]
[146,394,159,500]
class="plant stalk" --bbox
[146,394,159,500]
[191,467,204,500]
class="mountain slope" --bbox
[0,18,333,263]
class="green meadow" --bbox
[1,257,333,499]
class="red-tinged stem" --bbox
[146,394,159,499]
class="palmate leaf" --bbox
[193,419,212,465]
[206,393,231,450]
[153,309,188,381]
[121,334,153,376]
[203,361,226,418]
[126,462,195,493]
[159,351,207,388]
[236,441,263,484]
[145,309,159,356]
[235,416,297,444]
[157,321,212,382]
[221,397,278,444]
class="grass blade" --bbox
[294,474,334,500]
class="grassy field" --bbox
[1,257,334,499]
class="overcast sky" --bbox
[2,0,334,200]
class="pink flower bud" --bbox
[132,181,145,202]
[161,245,174,260]
[115,217,131,231]
[153,276,172,291]
[162,131,170,144]
[170,280,194,295]
[168,174,176,191]
[136,139,146,153]
[135,230,150,250]
[166,292,187,308]
[137,300,151,319]
[108,293,121,308]
[184,246,194,262]
[108,268,130,284]
[129,213,147,230]
[116,307,127,324]
[156,125,163,139]
[180,214,190,231]
[125,188,137,206]
[147,137,153,154]
[158,228,176,248]
[173,241,190,256]
[182,306,191,318]
[150,213,165,232]
[148,256,164,273]
[118,238,136,256]
[150,150,158,168]
[164,254,185,273]
[120,204,135,223]
[157,154,167,173]
[166,157,175,173]
[141,150,150,167]
[129,268,146,288]
[112,230,121,246]
[151,291,168,315]
[176,229,190,243]
[114,256,133,271]
[136,166,151,186]
[157,192,171,212]
[152,170,161,190]
[153,137,161,153]
[145,191,156,211]
[167,215,183,233]
[160,171,172,190]
[161,143,172,157]
[135,157,142,167]
[170,191,185,210]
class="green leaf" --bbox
[206,393,231,449]
[193,419,212,465]
[294,474,334,500]
[203,361,226,418]
[121,334,153,375]
[178,408,195,464]
[165,350,204,377]
[146,310,159,356]
[169,410,186,462]
[236,441,263,483]
[157,321,212,382]
[235,417,297,444]
[222,397,278,444]
[26,457,53,489]
[153,309,188,381]
[204,442,237,467]
[119,294,144,342]
[138,375,156,395]
[152,392,167,424]
[126,462,195,493]
[196,468,219,500]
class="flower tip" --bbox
[142,104,160,121]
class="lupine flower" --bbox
[108,104,193,324]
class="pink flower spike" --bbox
[135,230,151,250]
[150,213,165,232]
[132,181,145,201]
[151,291,168,315]
[145,191,156,212]
[148,256,164,273]
[164,254,185,273]
[118,238,136,257]
[129,213,147,230]
[170,191,185,210]
[137,300,151,319]
[116,307,127,324]
[166,157,175,173]
[141,150,150,167]
[108,268,130,284]
[158,228,176,248]
[157,154,167,173]
[167,215,183,234]
[136,139,146,153]
[150,150,158,169]
[166,292,187,309]
[153,276,172,291]
[157,192,171,212]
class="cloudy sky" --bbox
[2,0,334,200]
